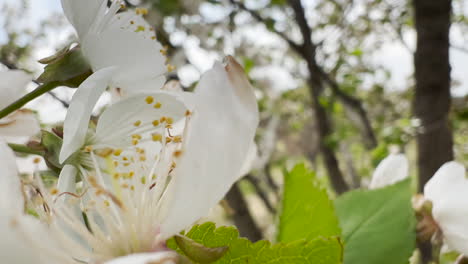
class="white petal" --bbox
[93,92,187,149]
[82,11,166,88]
[0,70,32,109]
[60,67,115,164]
[103,252,178,264]
[159,57,259,237]
[61,0,107,38]
[424,161,465,202]
[0,109,40,138]
[109,75,166,102]
[369,153,409,189]
[0,140,24,215]
[423,161,468,254]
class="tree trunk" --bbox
[413,0,453,191]
[413,0,453,262]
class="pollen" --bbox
[185,110,192,116]
[166,117,174,124]
[129,171,135,178]
[152,174,157,180]
[130,185,135,191]
[141,176,146,185]
[113,173,120,179]
[132,134,142,140]
[152,133,162,142]
[145,96,154,104]
[152,120,160,126]
[154,102,162,109]
[113,149,123,156]
[133,120,142,127]
[167,64,176,72]
[173,136,182,143]
[84,146,93,152]
[33,157,41,164]
[160,116,166,123]
[173,150,183,158]
[130,20,135,25]
[135,8,148,15]
[104,200,110,207]
[135,25,146,32]
[151,36,157,40]
[165,124,173,129]
[50,188,59,195]
[139,155,147,162]
[121,183,129,188]
[165,137,172,143]
[160,49,167,56]
[132,139,139,145]
[113,161,119,166]
[123,156,128,161]
[96,148,113,157]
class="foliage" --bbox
[335,179,416,264]
[168,222,343,264]
[278,163,341,242]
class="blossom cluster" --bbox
[0,0,258,263]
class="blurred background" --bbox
[0,0,465,241]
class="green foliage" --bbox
[168,222,343,264]
[335,179,416,264]
[278,164,341,243]
[41,130,63,171]
[174,235,228,264]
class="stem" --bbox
[8,143,44,156]
[0,81,61,119]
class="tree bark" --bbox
[413,0,453,191]
[288,0,349,194]
[225,183,263,242]
[413,0,453,262]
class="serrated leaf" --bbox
[278,164,341,243]
[335,179,416,264]
[168,222,343,264]
[175,235,228,264]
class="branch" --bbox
[245,174,275,214]
[225,182,263,241]
[228,0,304,55]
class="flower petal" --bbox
[369,153,409,189]
[103,252,178,264]
[93,92,187,149]
[159,57,258,237]
[0,140,23,215]
[0,109,40,138]
[0,70,32,109]
[60,67,115,164]
[423,162,468,255]
[82,11,166,89]
[424,161,465,202]
[61,0,107,38]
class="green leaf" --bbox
[174,235,228,264]
[335,179,416,264]
[278,164,341,243]
[168,222,343,264]
[38,46,92,87]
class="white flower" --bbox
[60,0,168,162]
[0,70,40,138]
[0,57,258,263]
[424,161,468,255]
[369,153,409,189]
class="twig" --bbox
[245,174,275,214]
[225,183,263,241]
